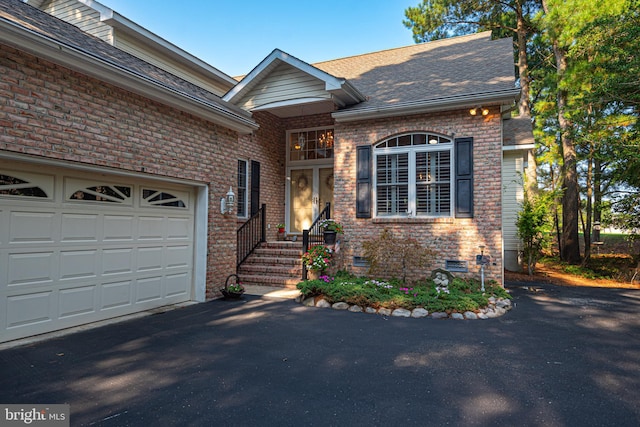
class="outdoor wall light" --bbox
[470,106,489,116]
[220,186,235,214]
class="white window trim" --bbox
[286,126,335,167]
[237,159,249,219]
[373,133,454,218]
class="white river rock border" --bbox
[296,295,513,319]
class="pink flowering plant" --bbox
[302,245,333,271]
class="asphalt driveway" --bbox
[1,282,639,426]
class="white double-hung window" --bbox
[374,133,453,217]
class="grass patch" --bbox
[297,271,510,313]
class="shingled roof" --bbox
[224,32,519,121]
[503,115,535,147]
[0,0,256,132]
[314,32,520,120]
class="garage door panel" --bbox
[167,217,191,240]
[102,248,134,275]
[9,211,56,244]
[138,216,165,240]
[6,291,54,329]
[167,245,190,269]
[59,249,98,280]
[104,215,135,241]
[137,276,162,303]
[59,285,96,318]
[8,251,56,286]
[138,247,163,272]
[61,213,99,242]
[166,273,189,297]
[100,280,133,310]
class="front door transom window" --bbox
[289,128,334,161]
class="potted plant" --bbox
[276,223,286,240]
[302,244,332,279]
[318,219,343,245]
[222,274,245,299]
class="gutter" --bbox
[503,144,535,151]
[0,18,258,134]
[332,88,522,122]
[99,11,239,88]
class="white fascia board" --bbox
[223,49,282,102]
[77,0,238,87]
[332,89,522,122]
[503,144,535,151]
[0,19,258,134]
[224,49,366,105]
[25,0,47,7]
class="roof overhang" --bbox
[0,17,258,134]
[503,144,535,151]
[332,88,522,122]
[223,49,367,108]
[251,98,336,118]
[97,14,237,90]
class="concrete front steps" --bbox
[238,241,304,288]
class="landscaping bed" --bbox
[296,271,512,319]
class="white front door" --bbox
[287,166,333,233]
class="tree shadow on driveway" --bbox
[1,284,639,426]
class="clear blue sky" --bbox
[100,0,419,77]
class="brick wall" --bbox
[236,111,287,240]
[333,109,504,284]
[0,44,239,296]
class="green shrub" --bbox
[362,229,434,284]
[296,272,510,313]
[517,192,554,275]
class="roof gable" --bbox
[224,49,366,116]
[238,61,329,110]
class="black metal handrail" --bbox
[237,203,266,270]
[301,202,330,280]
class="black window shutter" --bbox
[455,137,473,218]
[250,160,260,215]
[356,145,372,218]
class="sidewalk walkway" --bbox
[243,284,300,299]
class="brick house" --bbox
[0,0,258,343]
[1,0,533,343]
[225,39,533,279]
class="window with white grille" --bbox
[374,133,453,217]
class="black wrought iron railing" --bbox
[301,202,330,280]
[237,204,266,270]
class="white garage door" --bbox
[0,162,195,343]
